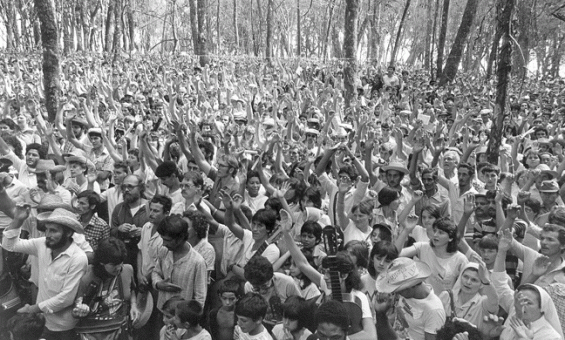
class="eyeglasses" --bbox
[121,184,139,191]
[252,279,273,293]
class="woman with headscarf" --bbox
[438,259,499,335]
[493,230,564,340]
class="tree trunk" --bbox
[266,0,273,62]
[424,0,433,70]
[431,0,440,78]
[104,0,114,52]
[233,0,239,52]
[296,0,301,56]
[76,0,84,51]
[486,24,501,79]
[197,0,209,66]
[323,0,336,60]
[438,0,479,86]
[487,0,514,165]
[512,0,532,80]
[127,0,135,51]
[216,0,220,53]
[112,0,123,61]
[34,0,60,123]
[189,0,198,53]
[171,0,178,52]
[390,0,411,65]
[436,0,450,78]
[343,0,359,109]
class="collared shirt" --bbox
[411,181,451,219]
[512,240,565,287]
[2,228,88,331]
[193,238,216,272]
[137,222,163,278]
[447,181,478,232]
[152,243,207,309]
[319,172,369,226]
[81,214,110,251]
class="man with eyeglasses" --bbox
[110,174,149,270]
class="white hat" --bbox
[375,258,431,293]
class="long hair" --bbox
[430,218,459,253]
[321,251,363,293]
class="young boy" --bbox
[233,292,272,340]
[174,300,212,340]
[209,279,240,340]
[160,296,186,340]
[299,221,326,268]
[272,296,312,340]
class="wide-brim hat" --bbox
[536,164,558,179]
[34,159,66,174]
[36,208,83,233]
[87,127,103,137]
[37,194,73,211]
[382,161,409,175]
[132,290,154,329]
[539,179,559,193]
[70,116,88,127]
[65,155,95,170]
[304,128,319,136]
[375,258,431,294]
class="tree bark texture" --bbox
[266,0,273,62]
[436,0,450,78]
[390,0,411,65]
[343,0,359,109]
[487,0,514,165]
[34,0,60,123]
[438,0,479,86]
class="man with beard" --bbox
[152,214,207,310]
[409,147,450,219]
[0,135,45,187]
[2,206,88,340]
[111,174,149,270]
[375,161,413,214]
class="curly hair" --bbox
[182,210,209,240]
[244,256,274,287]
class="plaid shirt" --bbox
[82,214,110,252]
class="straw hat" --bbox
[34,159,66,174]
[37,194,73,212]
[36,208,83,233]
[382,161,409,175]
[536,164,558,179]
[132,290,154,329]
[375,258,431,294]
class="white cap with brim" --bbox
[37,208,83,234]
[375,258,431,294]
[382,161,409,175]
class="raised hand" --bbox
[498,229,513,252]
[412,190,423,202]
[532,255,552,277]
[481,314,505,338]
[509,315,533,340]
[404,215,419,233]
[373,292,394,314]
[506,204,521,220]
[13,204,31,222]
[273,181,290,199]
[517,191,531,205]
[463,194,476,215]
[231,193,243,210]
[280,209,293,233]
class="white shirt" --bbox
[398,284,446,340]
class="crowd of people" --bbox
[0,53,564,340]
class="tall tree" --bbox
[438,0,480,85]
[436,0,450,78]
[34,0,60,123]
[343,0,359,109]
[233,0,239,52]
[487,0,515,164]
[265,0,273,62]
[390,0,411,65]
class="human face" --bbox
[45,223,70,249]
[26,149,40,168]
[251,221,269,241]
[386,170,402,188]
[316,322,346,340]
[219,292,237,309]
[75,197,93,215]
[162,310,176,326]
[421,210,437,231]
[540,191,559,206]
[187,162,200,173]
[71,124,83,138]
[246,177,261,197]
[122,176,141,203]
[474,196,489,217]
[113,168,128,185]
[421,173,436,191]
[301,232,317,249]
[443,154,457,171]
[526,152,540,168]
[103,262,123,277]
[457,168,472,187]
[460,268,481,295]
[373,255,391,275]
[540,230,564,257]
[479,248,497,266]
[289,259,302,278]
[161,234,184,251]
[351,209,370,229]
[149,202,166,225]
[390,196,401,211]
[69,162,86,178]
[127,154,139,168]
[283,317,299,332]
[252,278,274,296]
[217,159,231,178]
[0,124,12,133]
[237,315,262,335]
[483,171,498,189]
[524,205,537,221]
[289,149,299,163]
[180,180,198,199]
[535,130,547,139]
[432,227,452,248]
[159,174,174,189]
[515,289,542,323]
[370,228,382,244]
[89,135,103,149]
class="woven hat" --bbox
[536,164,558,179]
[35,159,66,174]
[539,179,559,193]
[382,161,409,175]
[375,258,431,293]
[37,194,72,212]
[132,290,154,329]
[65,155,95,171]
[36,208,83,233]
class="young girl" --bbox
[411,205,441,242]
[160,296,186,340]
[272,296,313,340]
[288,249,321,299]
[173,300,212,340]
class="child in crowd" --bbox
[272,296,313,340]
[160,296,186,340]
[299,221,326,268]
[173,300,212,340]
[209,279,240,340]
[233,292,272,340]
[5,313,45,340]
[288,249,321,299]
